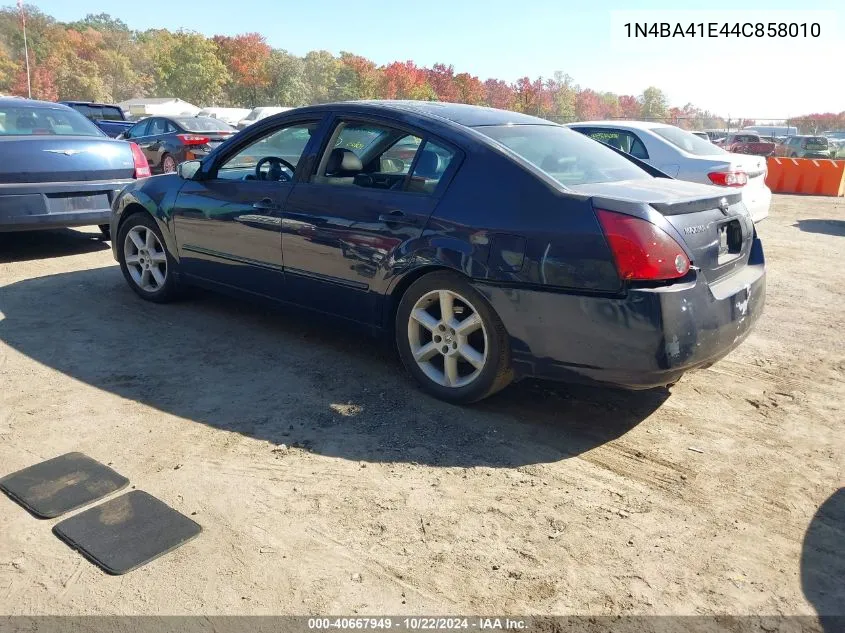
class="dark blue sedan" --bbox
[0,98,150,235]
[110,101,765,403]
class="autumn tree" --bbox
[380,61,427,100]
[618,95,641,119]
[483,79,515,110]
[214,33,271,106]
[426,63,458,102]
[453,72,484,105]
[575,88,604,120]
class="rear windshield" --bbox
[0,106,104,136]
[652,126,727,156]
[804,137,828,147]
[176,117,235,132]
[477,124,652,186]
[72,104,124,121]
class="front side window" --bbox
[126,119,149,139]
[148,118,167,136]
[0,106,104,137]
[651,126,727,156]
[479,124,652,186]
[216,121,318,181]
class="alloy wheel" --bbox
[162,156,177,173]
[124,225,167,293]
[407,289,489,388]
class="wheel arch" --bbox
[113,190,180,263]
[382,264,468,331]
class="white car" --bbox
[567,121,771,223]
[196,107,251,127]
[236,106,293,130]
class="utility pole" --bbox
[18,0,31,98]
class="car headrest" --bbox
[326,148,362,175]
[414,149,441,179]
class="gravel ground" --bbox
[0,194,842,619]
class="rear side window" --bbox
[652,126,726,155]
[478,124,652,186]
[581,128,649,159]
[805,137,828,148]
[0,106,103,137]
[407,140,456,194]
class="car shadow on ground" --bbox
[0,228,109,263]
[0,267,669,468]
[801,488,845,632]
[794,219,845,237]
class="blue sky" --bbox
[29,0,844,117]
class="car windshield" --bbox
[477,124,652,186]
[177,117,235,132]
[0,105,104,137]
[652,126,727,155]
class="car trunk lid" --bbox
[0,137,135,184]
[569,179,754,283]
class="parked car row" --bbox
[2,98,767,403]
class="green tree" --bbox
[335,52,380,101]
[302,50,339,104]
[150,30,229,105]
[639,86,668,120]
[263,49,307,106]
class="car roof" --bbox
[567,120,673,130]
[0,97,74,110]
[59,101,120,107]
[289,100,553,128]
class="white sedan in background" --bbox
[567,121,771,223]
[236,106,293,130]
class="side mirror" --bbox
[177,160,202,180]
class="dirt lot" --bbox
[0,195,842,618]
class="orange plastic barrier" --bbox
[765,157,845,196]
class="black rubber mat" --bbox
[52,490,202,575]
[0,452,129,519]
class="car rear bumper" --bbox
[741,181,771,223]
[475,237,766,389]
[0,180,132,232]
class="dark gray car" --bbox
[119,116,237,174]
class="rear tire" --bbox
[116,212,179,303]
[161,154,177,173]
[395,271,512,404]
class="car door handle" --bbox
[252,198,280,211]
[379,211,419,226]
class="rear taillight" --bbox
[129,142,151,179]
[708,170,748,187]
[596,209,690,281]
[177,134,210,146]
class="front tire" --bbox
[117,213,178,303]
[395,271,512,404]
